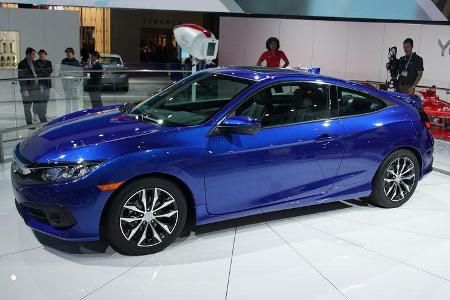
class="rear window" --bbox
[100,56,122,66]
[338,87,387,117]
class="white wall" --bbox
[219,16,450,100]
[0,7,81,128]
[0,7,80,78]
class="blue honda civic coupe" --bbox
[12,67,433,255]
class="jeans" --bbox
[88,85,103,108]
[62,79,80,114]
[397,84,414,96]
[34,87,49,122]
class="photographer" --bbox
[397,38,424,96]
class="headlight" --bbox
[40,163,100,182]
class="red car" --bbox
[359,82,450,141]
[419,87,450,141]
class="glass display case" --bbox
[0,31,20,69]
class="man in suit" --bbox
[86,51,103,108]
[17,47,38,125]
[34,49,53,122]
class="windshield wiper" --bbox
[121,104,160,125]
[136,113,161,125]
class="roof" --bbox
[100,53,122,58]
[211,66,339,83]
[210,66,380,96]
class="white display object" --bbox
[173,24,218,62]
[0,31,20,69]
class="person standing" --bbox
[60,47,81,113]
[257,37,289,68]
[397,38,424,96]
[168,48,183,82]
[17,47,39,125]
[34,49,53,122]
[86,51,103,108]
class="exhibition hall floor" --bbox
[1,153,450,299]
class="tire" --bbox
[104,177,188,255]
[369,149,420,208]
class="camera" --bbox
[386,46,400,89]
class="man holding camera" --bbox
[397,38,424,96]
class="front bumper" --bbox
[12,164,114,241]
[16,201,77,228]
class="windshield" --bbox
[100,56,123,66]
[131,72,253,126]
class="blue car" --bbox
[12,67,433,255]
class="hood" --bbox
[102,64,125,71]
[19,107,179,163]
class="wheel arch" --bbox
[99,172,196,240]
[375,145,423,181]
[391,146,422,176]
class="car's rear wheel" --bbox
[104,178,187,255]
[369,149,419,208]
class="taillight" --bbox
[419,109,431,130]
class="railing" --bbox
[0,123,44,163]
[0,65,192,163]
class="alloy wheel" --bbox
[383,157,416,202]
[119,188,179,247]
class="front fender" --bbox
[92,144,206,206]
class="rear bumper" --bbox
[101,76,129,88]
[421,133,434,179]
[82,76,129,90]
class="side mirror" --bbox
[218,116,261,135]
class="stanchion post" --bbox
[0,133,4,163]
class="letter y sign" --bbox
[438,39,450,56]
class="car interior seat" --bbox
[240,89,274,122]
[287,88,311,123]
[303,86,328,121]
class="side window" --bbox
[338,87,387,117]
[235,82,329,127]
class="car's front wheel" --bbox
[369,149,419,208]
[104,178,187,255]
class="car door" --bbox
[205,81,346,215]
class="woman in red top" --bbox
[257,37,289,68]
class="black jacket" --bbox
[60,57,82,77]
[61,57,81,68]
[87,61,103,87]
[35,59,53,88]
[17,58,38,91]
